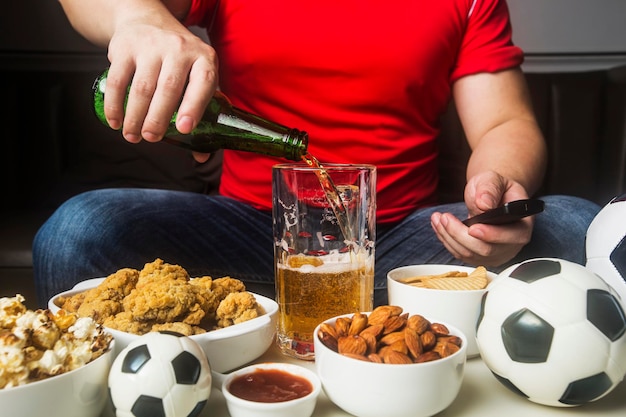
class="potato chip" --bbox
[398,266,488,291]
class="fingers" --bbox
[100,63,134,133]
[431,211,532,266]
[465,171,530,217]
[103,25,218,145]
[177,56,219,134]
[124,62,162,143]
[465,172,505,214]
[111,58,217,143]
[191,151,211,163]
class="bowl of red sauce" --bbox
[217,362,321,417]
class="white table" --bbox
[198,344,626,417]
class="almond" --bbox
[430,322,450,336]
[360,332,378,355]
[359,323,384,339]
[438,335,463,347]
[388,339,408,355]
[404,327,423,358]
[338,334,368,356]
[320,322,338,339]
[318,327,338,352]
[389,305,404,316]
[335,317,352,337]
[367,352,383,363]
[407,314,430,334]
[348,313,369,335]
[382,315,406,334]
[380,331,405,346]
[383,349,413,364]
[415,350,441,363]
[367,306,394,326]
[420,330,437,350]
[433,340,460,358]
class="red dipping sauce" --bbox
[227,368,313,403]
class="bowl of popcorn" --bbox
[314,306,467,417]
[48,258,278,373]
[0,294,114,417]
[387,264,497,358]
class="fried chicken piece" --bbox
[57,292,85,313]
[189,276,222,322]
[70,268,139,324]
[103,311,152,335]
[215,292,264,328]
[136,258,190,289]
[151,322,207,336]
[122,279,200,324]
[211,276,246,300]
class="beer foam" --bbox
[280,250,372,273]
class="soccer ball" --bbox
[108,331,212,417]
[476,258,626,407]
[586,193,626,303]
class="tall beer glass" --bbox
[273,163,376,360]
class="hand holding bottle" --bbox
[94,69,309,161]
[72,0,219,162]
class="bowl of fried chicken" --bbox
[49,258,278,373]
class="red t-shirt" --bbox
[185,0,523,225]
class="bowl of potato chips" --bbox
[387,264,496,358]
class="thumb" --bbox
[470,172,506,211]
[476,191,499,211]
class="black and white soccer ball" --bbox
[586,193,626,304]
[476,258,626,407]
[108,331,212,417]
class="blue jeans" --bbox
[32,189,600,307]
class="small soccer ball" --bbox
[108,331,212,417]
[586,193,626,303]
[476,258,626,407]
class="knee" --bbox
[541,195,601,230]
[523,195,601,265]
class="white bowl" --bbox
[49,278,278,373]
[387,264,497,357]
[0,340,114,417]
[314,312,467,417]
[215,362,321,417]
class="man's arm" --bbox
[453,67,547,208]
[430,68,546,267]
[59,0,191,47]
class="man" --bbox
[33,0,599,306]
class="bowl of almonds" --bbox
[313,305,467,417]
[387,264,497,357]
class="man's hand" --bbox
[430,171,533,267]
[60,0,218,163]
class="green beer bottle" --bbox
[93,69,308,161]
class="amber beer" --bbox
[275,253,374,358]
[272,163,376,360]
